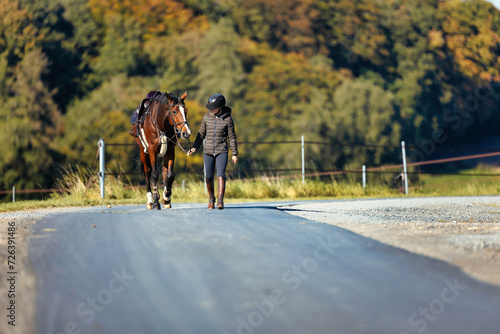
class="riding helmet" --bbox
[206,93,226,110]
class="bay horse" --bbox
[133,91,191,210]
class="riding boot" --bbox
[206,179,215,209]
[217,176,226,210]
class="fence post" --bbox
[362,165,366,189]
[401,141,409,195]
[98,139,105,199]
[301,135,305,184]
[12,186,15,203]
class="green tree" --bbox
[88,0,209,39]
[330,79,401,168]
[351,0,453,148]
[236,43,341,168]
[0,49,61,191]
[442,0,500,82]
[0,0,40,68]
[315,0,392,71]
[436,0,500,141]
[144,31,204,93]
[58,0,101,98]
[232,0,324,57]
[19,0,96,111]
[92,15,144,82]
[57,75,157,173]
[3,0,500,191]
[193,18,245,105]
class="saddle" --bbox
[129,91,165,137]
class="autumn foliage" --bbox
[1,0,500,194]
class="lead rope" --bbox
[165,133,191,154]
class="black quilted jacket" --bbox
[193,107,238,156]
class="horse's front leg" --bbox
[149,148,162,210]
[162,147,175,209]
[145,162,153,210]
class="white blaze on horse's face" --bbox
[179,105,191,138]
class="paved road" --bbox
[29,202,500,334]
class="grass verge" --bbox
[1,165,499,212]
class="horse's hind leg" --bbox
[150,152,162,210]
[162,147,175,208]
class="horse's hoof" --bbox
[146,203,153,210]
[164,203,171,209]
[153,202,161,210]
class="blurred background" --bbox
[1,0,500,199]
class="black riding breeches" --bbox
[204,153,228,180]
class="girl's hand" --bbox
[232,156,238,164]
[187,148,196,156]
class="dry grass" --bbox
[2,165,500,212]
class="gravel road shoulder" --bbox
[0,207,86,334]
[281,196,500,287]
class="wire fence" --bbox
[3,138,500,200]
[0,188,69,195]
[101,140,500,181]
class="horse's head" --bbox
[165,91,191,140]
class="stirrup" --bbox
[129,125,139,138]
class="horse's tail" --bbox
[135,154,144,177]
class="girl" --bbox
[187,93,238,209]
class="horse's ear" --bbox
[180,91,187,101]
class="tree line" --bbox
[1,0,500,193]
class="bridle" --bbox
[151,98,191,154]
[165,101,191,154]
